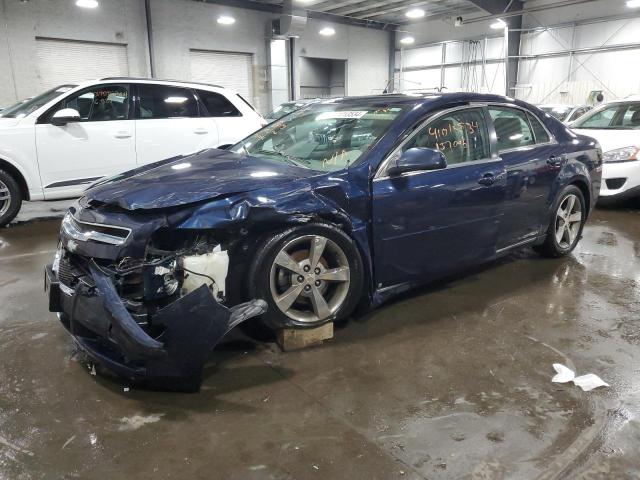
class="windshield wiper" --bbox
[256,149,310,168]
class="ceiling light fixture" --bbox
[76,0,98,8]
[400,36,415,45]
[217,15,236,25]
[406,8,425,19]
[319,27,336,36]
[490,19,507,29]
[627,0,640,7]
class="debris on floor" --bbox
[118,414,164,431]
[552,363,609,392]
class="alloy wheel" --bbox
[0,179,10,218]
[269,235,351,324]
[555,194,582,249]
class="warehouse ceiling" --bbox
[244,0,483,25]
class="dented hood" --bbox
[84,149,314,210]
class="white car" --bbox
[0,78,266,226]
[571,99,640,204]
[539,104,593,124]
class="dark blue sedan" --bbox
[45,93,602,390]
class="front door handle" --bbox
[194,128,209,135]
[478,173,496,186]
[114,131,132,139]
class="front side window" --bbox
[2,85,76,119]
[42,84,130,123]
[197,90,241,117]
[573,102,640,130]
[490,107,536,151]
[403,108,490,165]
[231,103,407,172]
[138,84,198,119]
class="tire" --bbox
[0,170,22,228]
[536,185,586,258]
[248,223,364,329]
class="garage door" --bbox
[36,38,128,90]
[189,50,253,100]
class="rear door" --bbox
[35,83,136,199]
[488,106,565,250]
[372,106,507,288]
[134,84,219,166]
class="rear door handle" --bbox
[478,173,496,186]
[194,128,209,135]
[114,131,132,139]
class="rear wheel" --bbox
[248,224,364,329]
[536,185,585,258]
[0,170,22,228]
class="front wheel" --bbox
[248,224,364,329]
[0,170,23,228]
[536,185,586,258]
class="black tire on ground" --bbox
[535,185,586,258]
[247,223,365,330]
[0,169,22,228]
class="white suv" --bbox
[0,78,266,226]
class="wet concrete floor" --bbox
[0,206,639,479]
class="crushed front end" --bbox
[45,201,267,392]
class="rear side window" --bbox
[527,112,551,144]
[138,84,198,119]
[197,90,241,117]
[403,107,490,165]
[489,107,535,151]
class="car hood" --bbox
[572,128,640,153]
[0,117,21,128]
[84,149,316,211]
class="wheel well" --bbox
[0,159,29,201]
[570,179,590,216]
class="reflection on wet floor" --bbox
[0,207,639,479]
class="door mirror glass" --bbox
[51,108,81,126]
[388,147,447,176]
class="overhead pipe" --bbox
[462,0,605,24]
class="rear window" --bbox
[236,94,258,113]
[197,90,241,117]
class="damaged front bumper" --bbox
[45,261,267,390]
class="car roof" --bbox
[65,77,236,94]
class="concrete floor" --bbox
[1,203,639,479]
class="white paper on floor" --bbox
[552,363,609,392]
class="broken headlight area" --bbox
[46,231,267,392]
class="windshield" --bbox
[572,102,640,130]
[231,103,407,172]
[0,85,76,118]
[540,106,571,122]
[266,103,302,121]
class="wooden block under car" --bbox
[277,322,334,351]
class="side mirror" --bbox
[51,108,81,126]
[388,147,447,176]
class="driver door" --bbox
[35,83,136,199]
[372,106,507,288]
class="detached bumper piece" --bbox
[45,264,267,392]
